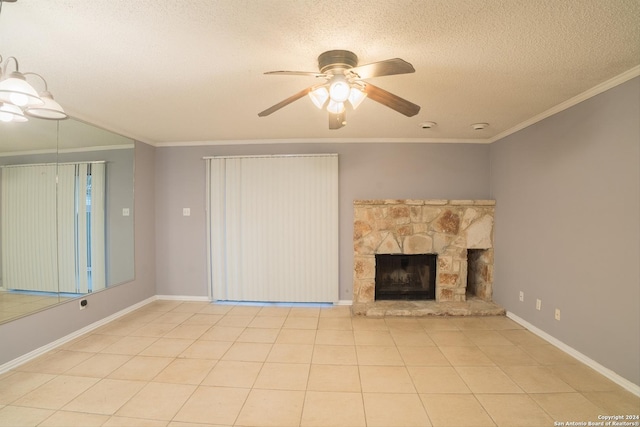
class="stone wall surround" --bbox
[353,199,499,315]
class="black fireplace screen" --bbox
[375,254,437,300]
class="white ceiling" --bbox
[1,0,638,145]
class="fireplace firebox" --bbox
[375,254,437,300]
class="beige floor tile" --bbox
[65,334,122,352]
[235,389,304,427]
[153,358,217,384]
[479,345,538,366]
[421,394,496,426]
[101,335,159,355]
[363,393,431,427]
[475,393,554,426]
[440,346,496,366]
[236,327,280,343]
[354,329,395,346]
[301,391,366,427]
[520,344,580,365]
[216,315,254,328]
[253,362,310,390]
[408,366,472,393]
[463,330,514,346]
[108,355,173,381]
[531,392,604,422]
[39,410,109,426]
[116,382,196,420]
[173,386,249,425]
[288,307,320,318]
[105,415,169,426]
[257,306,291,317]
[307,364,361,392]
[181,313,223,326]
[501,365,575,393]
[312,345,358,365]
[267,343,314,363]
[139,338,195,357]
[398,346,451,366]
[0,405,53,427]
[221,342,272,362]
[428,331,475,346]
[247,315,286,329]
[62,378,146,415]
[201,360,262,388]
[351,317,388,331]
[390,329,436,346]
[276,328,317,344]
[92,320,146,337]
[17,350,93,375]
[163,323,211,339]
[227,305,262,316]
[418,318,460,331]
[481,316,524,330]
[315,329,355,345]
[385,317,423,331]
[582,389,640,415]
[197,304,233,315]
[356,345,404,365]
[199,325,245,341]
[169,301,210,313]
[13,375,99,409]
[179,340,232,359]
[155,312,194,325]
[546,364,620,392]
[499,329,548,346]
[455,367,524,393]
[359,366,415,393]
[317,317,353,330]
[318,306,352,318]
[449,317,494,330]
[0,372,56,404]
[283,316,319,329]
[129,323,177,338]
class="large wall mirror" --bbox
[0,117,134,324]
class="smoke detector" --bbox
[419,121,437,129]
[471,123,489,130]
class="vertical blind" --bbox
[1,162,106,293]
[207,154,339,303]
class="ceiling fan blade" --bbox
[265,71,327,78]
[349,58,415,79]
[258,87,313,117]
[363,83,420,117]
[329,111,346,130]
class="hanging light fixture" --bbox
[0,0,67,122]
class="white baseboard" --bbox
[506,311,640,397]
[0,296,157,375]
[337,300,353,306]
[156,295,211,302]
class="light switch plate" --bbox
[183,208,191,216]
[122,208,130,216]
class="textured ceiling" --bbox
[0,0,638,145]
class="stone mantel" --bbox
[353,199,496,306]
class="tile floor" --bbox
[0,300,638,426]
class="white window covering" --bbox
[207,154,339,303]
[1,162,106,294]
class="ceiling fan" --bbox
[258,50,421,129]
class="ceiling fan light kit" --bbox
[259,49,421,129]
[0,1,67,122]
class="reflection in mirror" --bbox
[0,117,134,323]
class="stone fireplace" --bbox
[353,199,499,315]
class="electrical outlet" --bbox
[536,299,542,311]
[519,291,524,302]
[79,299,88,310]
[555,309,561,321]
[183,208,191,216]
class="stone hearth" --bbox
[353,199,503,316]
